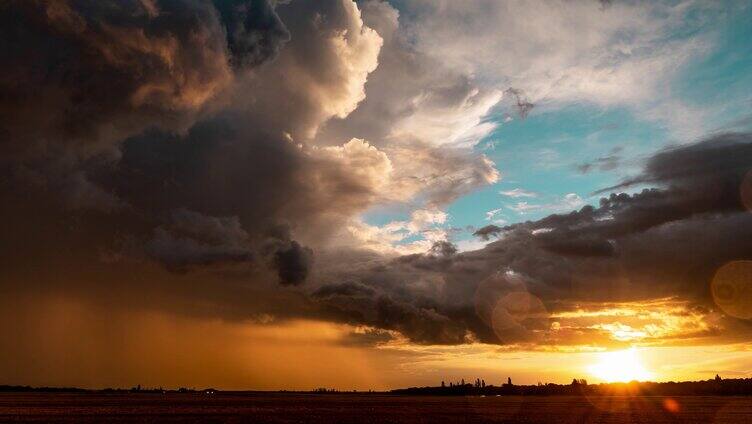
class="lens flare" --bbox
[711,261,752,320]
[663,398,681,413]
[490,291,548,341]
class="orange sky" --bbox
[2,294,751,391]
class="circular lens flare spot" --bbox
[712,261,752,319]
[663,398,680,413]
[490,291,548,342]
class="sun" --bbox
[588,348,653,383]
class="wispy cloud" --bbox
[484,207,506,223]
[507,193,585,215]
[500,188,538,198]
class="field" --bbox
[2,393,752,423]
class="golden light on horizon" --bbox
[588,348,653,383]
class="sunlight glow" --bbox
[588,348,653,383]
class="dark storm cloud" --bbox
[0,0,382,296]
[0,0,288,158]
[599,133,752,195]
[309,132,752,345]
[535,235,616,258]
[473,224,503,241]
[146,209,253,272]
[266,226,314,286]
[339,327,395,347]
[312,279,471,345]
[0,0,294,221]
[146,227,253,272]
[212,0,290,68]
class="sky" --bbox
[1,0,752,391]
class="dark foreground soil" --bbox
[2,393,752,423]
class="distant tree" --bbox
[481,379,485,388]
[507,377,512,386]
[571,379,579,386]
[461,379,465,386]
[441,381,445,388]
[716,374,722,382]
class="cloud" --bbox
[0,0,289,159]
[309,138,394,204]
[241,0,383,140]
[473,224,504,241]
[598,133,752,195]
[504,88,535,119]
[318,0,502,148]
[392,0,715,135]
[507,193,585,215]
[314,0,503,224]
[269,239,314,287]
[500,188,538,198]
[308,133,752,345]
[388,145,499,208]
[146,209,253,272]
[340,208,452,256]
[212,0,290,69]
[577,147,623,174]
[0,0,384,287]
[484,208,507,225]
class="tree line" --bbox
[391,375,752,396]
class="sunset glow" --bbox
[588,348,653,383]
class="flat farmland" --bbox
[1,393,752,423]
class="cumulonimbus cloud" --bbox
[0,0,748,355]
[0,0,384,290]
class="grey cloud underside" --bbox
[473,224,503,241]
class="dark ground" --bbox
[2,393,752,423]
